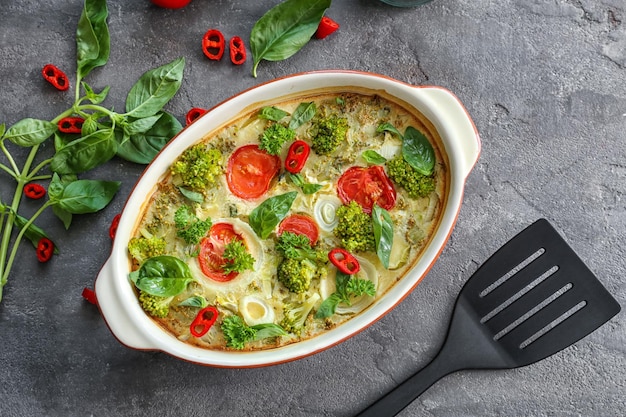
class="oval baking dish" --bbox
[95,70,480,367]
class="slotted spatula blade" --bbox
[357,218,620,417]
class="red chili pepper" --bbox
[202,29,225,61]
[41,64,70,91]
[285,140,311,174]
[315,16,340,39]
[229,36,247,65]
[329,248,360,275]
[81,287,98,305]
[109,213,121,240]
[36,237,54,263]
[186,107,207,125]
[58,117,84,134]
[24,183,46,200]
[190,305,219,337]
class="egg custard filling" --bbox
[128,91,448,351]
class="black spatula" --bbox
[357,218,620,417]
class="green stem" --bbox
[27,158,53,181]
[0,162,17,179]
[0,140,20,176]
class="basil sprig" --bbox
[250,0,331,77]
[130,256,194,298]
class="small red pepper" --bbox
[185,107,207,125]
[329,248,360,275]
[82,287,98,305]
[315,16,340,39]
[58,117,84,134]
[24,183,46,200]
[202,29,225,61]
[190,305,219,337]
[109,213,121,240]
[42,64,70,91]
[285,140,311,174]
[229,36,247,65]
[36,237,54,263]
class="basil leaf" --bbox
[314,293,342,319]
[259,106,288,121]
[372,204,394,269]
[130,255,194,297]
[252,323,288,339]
[4,118,56,147]
[178,295,209,308]
[81,82,110,104]
[288,102,316,130]
[115,112,182,164]
[124,114,163,136]
[51,179,120,214]
[52,205,73,230]
[178,187,204,204]
[76,0,110,80]
[250,0,331,77]
[125,57,185,118]
[0,123,5,138]
[287,173,323,195]
[402,126,435,176]
[249,192,297,239]
[13,214,59,254]
[376,122,403,139]
[51,129,117,174]
[362,150,387,165]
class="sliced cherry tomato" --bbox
[278,214,319,246]
[337,165,397,214]
[198,223,245,282]
[150,0,191,9]
[226,144,281,200]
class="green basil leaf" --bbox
[402,126,435,176]
[48,173,78,228]
[249,191,298,239]
[124,114,163,136]
[376,122,403,139]
[13,214,59,254]
[52,205,73,230]
[250,0,331,77]
[334,271,352,302]
[125,57,185,118]
[314,293,342,319]
[372,204,394,269]
[288,102,316,130]
[81,82,110,104]
[362,150,387,165]
[52,179,120,214]
[76,0,110,80]
[51,129,117,174]
[259,106,288,121]
[4,118,56,147]
[115,111,182,164]
[130,255,194,297]
[252,323,288,339]
[0,123,5,138]
[178,295,209,308]
[287,173,322,195]
[178,186,204,204]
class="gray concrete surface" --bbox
[1,0,624,416]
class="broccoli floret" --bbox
[311,115,349,155]
[128,235,167,264]
[334,201,375,252]
[170,144,223,192]
[386,155,436,198]
[275,232,327,294]
[174,205,212,245]
[280,293,321,336]
[138,290,174,318]
[259,123,296,155]
[221,315,287,350]
[277,257,317,294]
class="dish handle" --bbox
[95,258,157,351]
[418,87,481,179]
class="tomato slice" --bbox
[198,223,245,282]
[226,144,281,200]
[337,165,397,213]
[278,214,319,246]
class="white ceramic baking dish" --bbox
[95,70,480,367]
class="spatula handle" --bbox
[356,354,456,417]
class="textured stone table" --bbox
[1,1,624,416]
